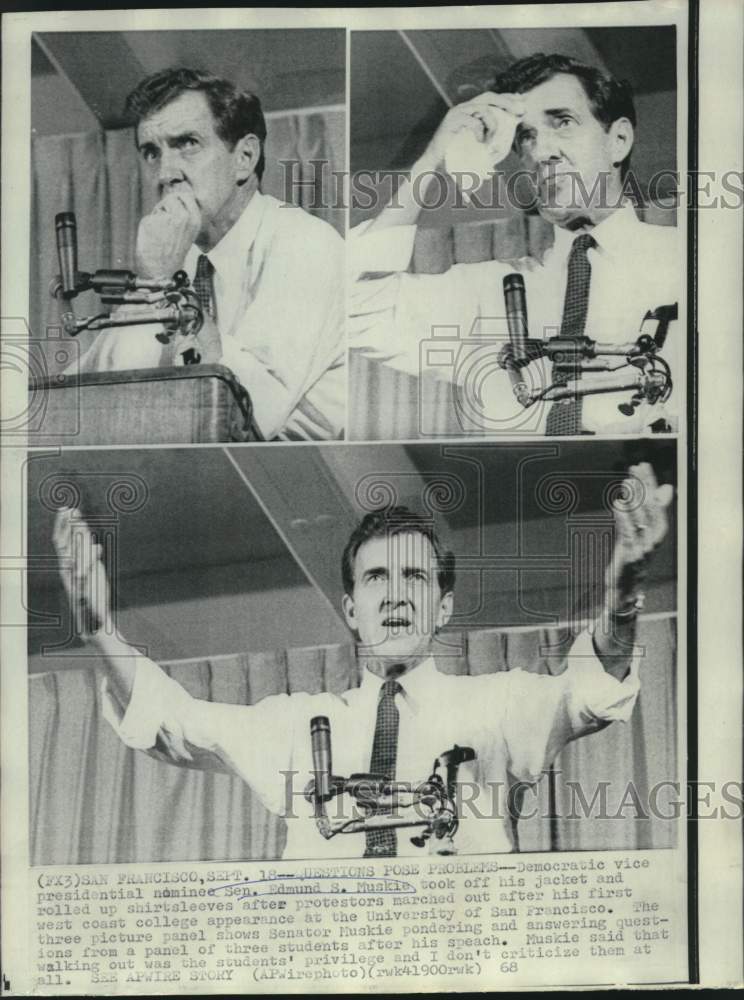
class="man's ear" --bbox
[609,117,634,168]
[342,593,356,631]
[436,591,454,631]
[232,133,262,183]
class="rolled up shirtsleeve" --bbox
[349,220,510,377]
[503,628,641,783]
[101,656,300,816]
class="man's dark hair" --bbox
[124,67,267,181]
[492,53,636,178]
[342,506,456,598]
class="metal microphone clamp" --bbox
[51,266,204,339]
[305,717,476,855]
[496,278,676,415]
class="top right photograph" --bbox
[349,25,683,440]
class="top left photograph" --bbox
[27,29,347,444]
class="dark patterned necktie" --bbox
[545,233,597,435]
[364,679,403,858]
[193,253,217,322]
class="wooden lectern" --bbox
[27,365,262,446]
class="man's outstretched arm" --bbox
[53,506,137,711]
[593,462,674,680]
[53,506,219,765]
[52,507,301,809]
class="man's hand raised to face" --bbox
[135,190,202,280]
[420,92,525,174]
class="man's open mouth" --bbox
[382,616,412,628]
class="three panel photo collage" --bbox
[25,23,683,880]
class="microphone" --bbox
[55,212,79,297]
[502,273,531,407]
[503,273,529,364]
[310,716,332,803]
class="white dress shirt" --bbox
[102,629,640,859]
[350,203,681,435]
[72,193,346,441]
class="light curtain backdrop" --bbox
[31,109,345,373]
[29,615,677,866]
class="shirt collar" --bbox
[551,200,641,261]
[184,189,267,279]
[359,656,440,707]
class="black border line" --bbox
[686,0,700,985]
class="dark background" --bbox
[27,440,676,670]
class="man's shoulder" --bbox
[433,666,516,688]
[629,216,680,293]
[632,214,679,250]
[262,194,343,247]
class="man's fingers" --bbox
[460,92,526,116]
[53,509,71,554]
[475,106,519,144]
[611,464,673,568]
[626,463,673,550]
[175,190,201,219]
[156,191,201,229]
[656,484,674,508]
[450,109,489,141]
[629,461,673,508]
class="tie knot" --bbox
[196,253,214,278]
[571,233,596,257]
[380,679,402,700]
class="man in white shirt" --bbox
[351,53,680,437]
[72,67,345,441]
[53,463,672,859]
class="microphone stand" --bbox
[499,273,676,418]
[305,716,476,856]
[50,268,203,342]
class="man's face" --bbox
[514,73,630,226]
[342,532,453,670]
[136,90,244,236]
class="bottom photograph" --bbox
[27,440,678,866]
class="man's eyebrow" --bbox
[402,564,430,577]
[136,123,205,149]
[543,106,579,118]
[361,565,388,580]
[167,128,203,143]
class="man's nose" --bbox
[381,594,411,611]
[530,127,563,166]
[157,149,185,190]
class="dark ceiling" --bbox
[27,440,676,658]
[33,29,345,128]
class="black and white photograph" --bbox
[28,441,677,865]
[28,29,346,444]
[349,27,683,440]
[2,0,743,994]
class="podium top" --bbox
[27,363,262,445]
